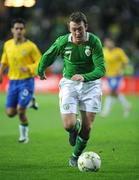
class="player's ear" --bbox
[23,28,26,34]
[85,23,88,31]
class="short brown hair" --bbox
[11,18,26,28]
[68,11,88,27]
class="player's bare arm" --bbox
[0,63,8,83]
[38,72,47,80]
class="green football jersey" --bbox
[37,32,105,81]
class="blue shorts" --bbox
[6,78,34,108]
[107,76,122,91]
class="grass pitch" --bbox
[0,93,139,180]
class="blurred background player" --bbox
[101,38,131,117]
[37,12,105,167]
[0,18,41,143]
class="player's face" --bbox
[69,21,87,44]
[104,39,115,49]
[11,23,26,40]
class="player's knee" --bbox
[62,114,77,131]
[64,125,73,132]
[64,123,75,132]
[6,109,17,118]
[17,107,27,121]
[6,112,15,118]
[17,106,26,114]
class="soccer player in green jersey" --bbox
[37,12,106,167]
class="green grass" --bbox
[0,93,139,180]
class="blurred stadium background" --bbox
[0,1,139,180]
[0,0,139,94]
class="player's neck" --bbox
[72,33,87,45]
[14,37,26,45]
[107,45,115,51]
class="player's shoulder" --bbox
[88,32,100,41]
[4,39,14,47]
[88,32,102,46]
[55,34,69,45]
[25,39,36,46]
[25,39,39,49]
[114,47,124,53]
[103,47,108,52]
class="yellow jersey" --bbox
[103,47,128,77]
[1,39,41,80]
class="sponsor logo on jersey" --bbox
[65,47,72,50]
[22,50,27,55]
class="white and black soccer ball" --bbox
[78,151,101,172]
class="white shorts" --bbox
[59,77,102,114]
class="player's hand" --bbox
[71,74,84,81]
[0,74,3,84]
[0,70,3,83]
[38,72,47,80]
[20,67,30,72]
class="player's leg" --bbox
[17,105,29,143]
[69,80,102,167]
[111,76,131,117]
[101,95,113,117]
[117,93,131,117]
[69,111,96,167]
[5,80,18,117]
[59,78,81,147]
[5,82,27,142]
[27,95,39,110]
[6,108,17,117]
[61,112,81,167]
[61,113,81,146]
[101,77,119,117]
[18,78,34,143]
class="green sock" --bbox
[74,119,80,132]
[72,136,88,158]
[20,123,28,126]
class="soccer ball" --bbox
[77,151,101,172]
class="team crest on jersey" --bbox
[21,50,27,55]
[63,104,70,110]
[85,46,91,56]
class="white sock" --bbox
[118,94,130,109]
[24,126,29,139]
[101,96,113,116]
[19,124,25,140]
[19,124,29,140]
